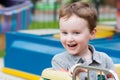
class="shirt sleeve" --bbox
[105,55,115,71]
[105,54,116,80]
[51,55,68,71]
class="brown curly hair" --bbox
[59,2,98,32]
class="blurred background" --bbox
[30,0,116,28]
[0,0,118,57]
[0,0,120,79]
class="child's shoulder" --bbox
[95,50,112,61]
[52,51,67,59]
[52,52,69,64]
[96,51,109,56]
[89,45,111,59]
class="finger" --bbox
[79,68,87,72]
[68,70,73,77]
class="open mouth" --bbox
[67,44,77,47]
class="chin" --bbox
[68,51,78,55]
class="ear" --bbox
[89,28,97,40]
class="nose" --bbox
[66,34,74,42]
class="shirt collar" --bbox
[66,51,81,64]
[66,45,102,64]
[88,44,101,64]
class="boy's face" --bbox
[59,15,96,55]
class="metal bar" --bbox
[100,71,102,80]
[87,70,90,80]
[72,65,119,80]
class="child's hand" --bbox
[68,64,87,77]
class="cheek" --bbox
[75,35,90,43]
[60,37,66,48]
[60,35,66,44]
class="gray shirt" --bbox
[52,45,115,80]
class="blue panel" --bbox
[0,23,1,33]
[40,34,120,64]
[11,14,17,31]
[4,32,120,75]
[0,0,32,34]
[5,47,54,75]
[11,40,64,55]
[0,16,1,33]
[5,32,64,75]
[21,10,27,29]
[111,57,120,63]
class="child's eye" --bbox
[74,32,80,34]
[62,32,68,35]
